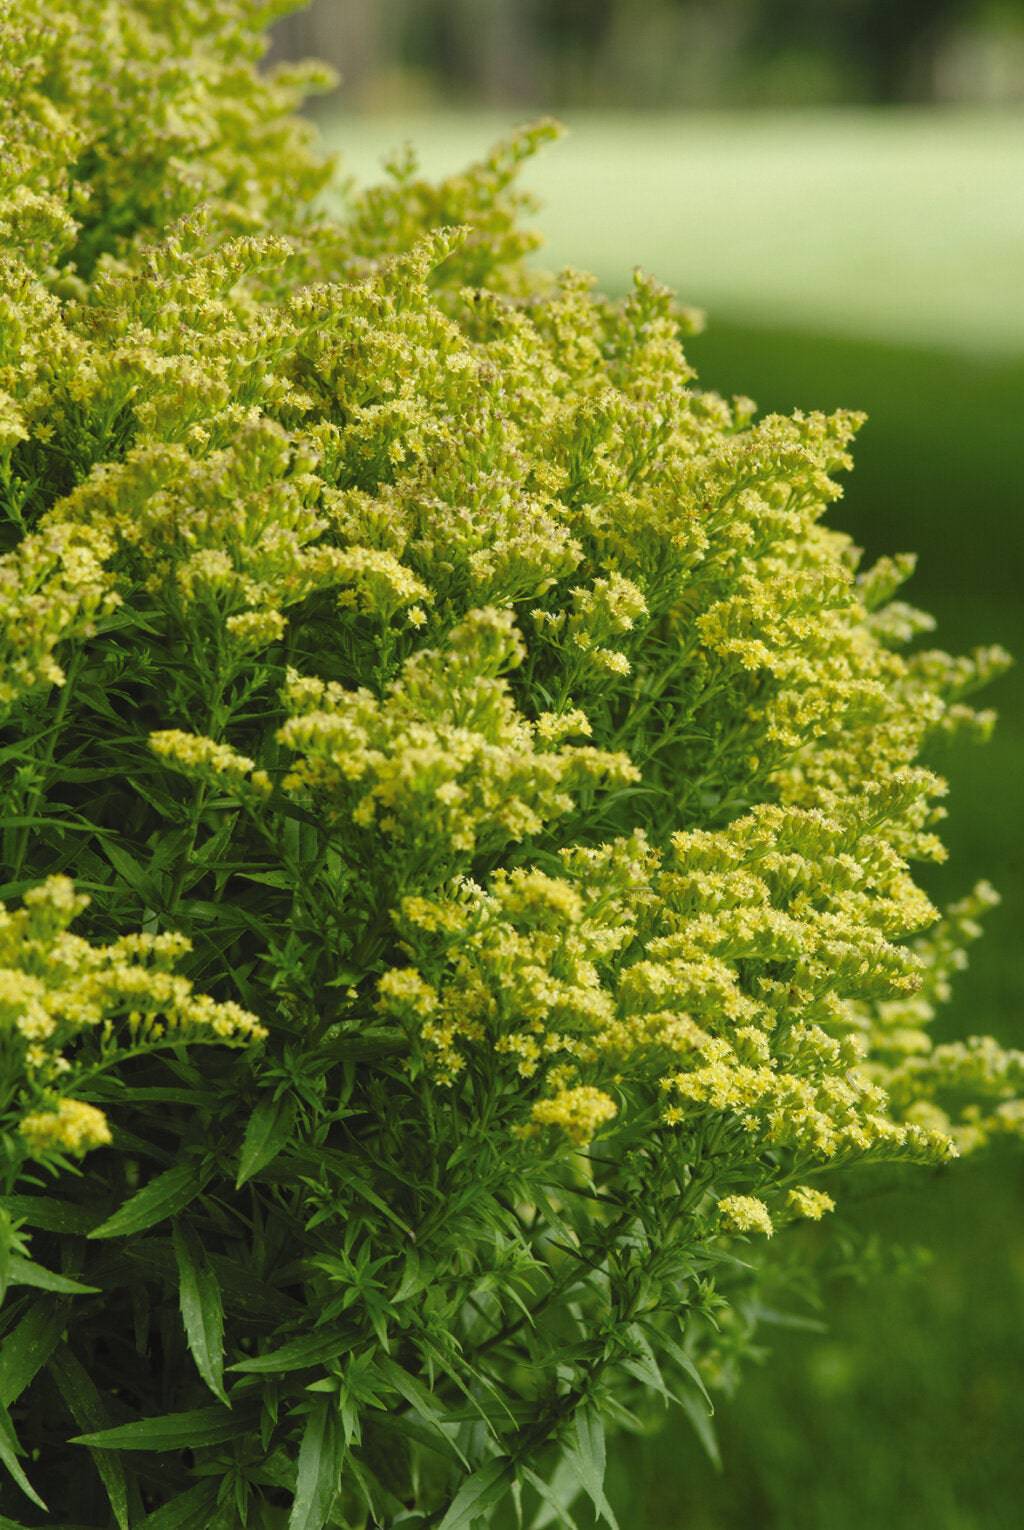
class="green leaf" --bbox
[235,870,293,889]
[312,1150,416,1240]
[393,1248,430,1303]
[377,1356,468,1466]
[522,1464,581,1530]
[236,1093,295,1188]
[228,1328,356,1375]
[4,1255,98,1294]
[100,839,160,902]
[528,1456,585,1530]
[137,1482,219,1528]
[0,815,111,834]
[70,1406,243,1452]
[569,1406,604,1509]
[747,1302,827,1333]
[676,1387,722,1472]
[345,1170,417,1239]
[172,1221,227,1403]
[0,1403,46,1511]
[648,1329,721,1465]
[88,1162,211,1240]
[0,1299,67,1408]
[566,1406,618,1530]
[620,1324,675,1405]
[657,1332,715,1414]
[108,1088,213,1106]
[437,1459,515,1530]
[288,1400,343,1530]
[0,1195,103,1235]
[48,1344,131,1530]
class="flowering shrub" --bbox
[0,2,1019,1525]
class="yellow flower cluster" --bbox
[562,573,650,680]
[149,728,267,793]
[47,420,434,630]
[786,1185,836,1220]
[382,778,982,1177]
[0,876,266,1159]
[856,882,1024,1153]
[382,839,649,1083]
[0,523,120,708]
[377,967,439,1020]
[530,1086,618,1146]
[225,607,288,650]
[718,1195,774,1238]
[19,1097,112,1157]
[279,608,638,862]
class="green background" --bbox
[327,113,1023,1529]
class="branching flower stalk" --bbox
[0,1,1019,1526]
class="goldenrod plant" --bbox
[0,2,1018,1525]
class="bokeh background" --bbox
[274,5,1024,1526]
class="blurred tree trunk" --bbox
[270,0,541,108]
[855,0,973,102]
[268,0,388,106]
[445,0,541,104]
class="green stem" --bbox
[11,647,83,882]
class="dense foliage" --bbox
[0,2,1018,1525]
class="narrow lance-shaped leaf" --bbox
[436,1458,516,1530]
[0,1403,46,1511]
[137,1481,220,1529]
[0,1300,67,1408]
[3,1254,98,1294]
[236,1093,295,1187]
[88,1162,212,1241]
[1,1194,104,1235]
[288,1400,344,1530]
[675,1386,722,1472]
[376,1355,469,1466]
[71,1406,245,1452]
[172,1220,227,1403]
[523,1463,582,1530]
[228,1328,357,1375]
[48,1343,132,1530]
[657,1331,716,1413]
[566,1406,619,1530]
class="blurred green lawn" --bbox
[328,112,1023,1530]
[329,110,1024,355]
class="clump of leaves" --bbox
[0,2,1018,1526]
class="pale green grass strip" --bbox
[324,109,1024,355]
